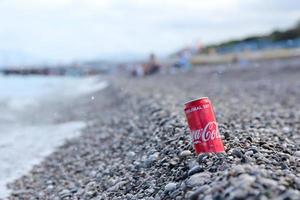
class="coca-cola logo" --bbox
[190,121,221,143]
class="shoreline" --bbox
[0,77,108,199]
[6,58,300,199]
[0,121,85,199]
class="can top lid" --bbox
[184,97,209,105]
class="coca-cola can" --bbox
[184,97,225,154]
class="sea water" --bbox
[0,75,108,198]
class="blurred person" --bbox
[173,51,192,71]
[131,53,161,77]
[144,53,161,75]
[131,63,145,77]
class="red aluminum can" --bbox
[184,97,225,154]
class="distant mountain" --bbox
[205,21,300,51]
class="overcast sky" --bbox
[0,0,299,65]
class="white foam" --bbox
[0,76,108,111]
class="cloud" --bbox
[0,0,299,64]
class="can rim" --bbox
[184,97,209,105]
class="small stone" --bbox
[127,151,136,159]
[46,185,54,192]
[224,131,230,139]
[38,191,45,197]
[85,181,97,191]
[186,172,211,187]
[188,160,198,169]
[260,177,278,188]
[232,174,256,187]
[229,188,248,199]
[169,159,178,166]
[148,152,160,161]
[293,151,300,158]
[145,152,160,167]
[59,189,71,199]
[169,189,182,198]
[241,156,248,163]
[245,151,253,156]
[188,165,204,176]
[249,147,258,154]
[69,187,78,194]
[89,170,97,177]
[179,150,192,157]
[231,149,243,158]
[107,181,127,191]
[232,165,245,174]
[146,188,155,194]
[85,190,96,198]
[280,163,289,170]
[126,194,134,199]
[189,185,210,200]
[165,182,177,192]
[209,166,218,172]
[282,126,290,133]
[203,194,213,200]
[280,189,300,199]
[198,154,208,164]
[46,180,54,185]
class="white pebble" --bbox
[179,150,192,157]
[165,182,177,192]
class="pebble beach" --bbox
[7,58,300,199]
